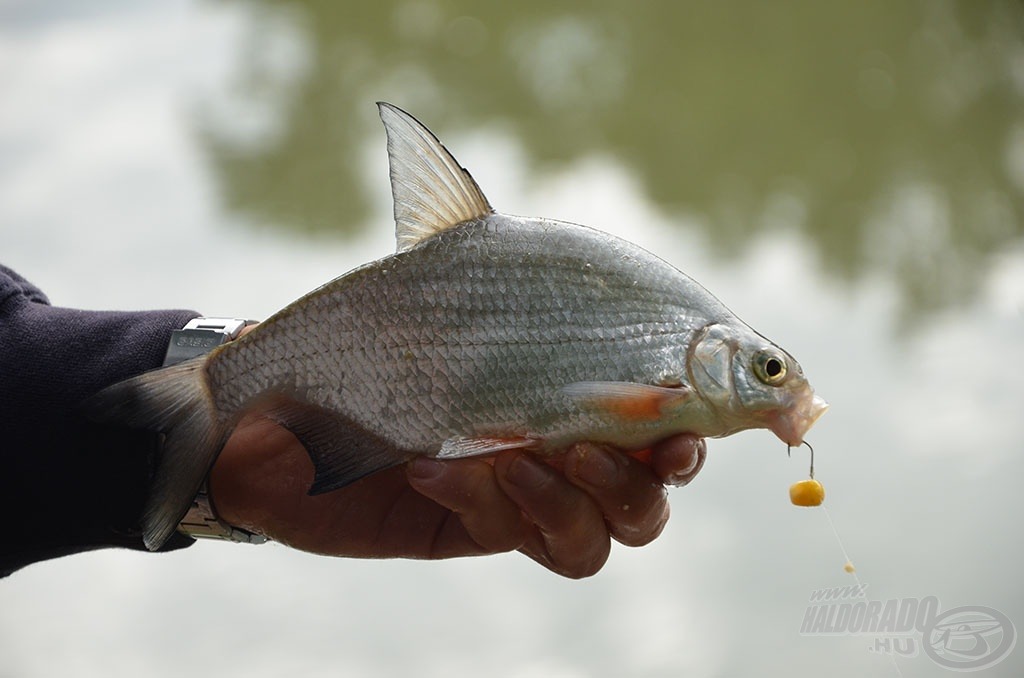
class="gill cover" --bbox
[688,324,738,413]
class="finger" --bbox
[407,457,528,557]
[565,443,670,547]
[494,451,610,579]
[650,435,706,487]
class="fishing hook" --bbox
[787,440,816,479]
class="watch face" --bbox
[164,319,251,367]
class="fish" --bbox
[86,103,828,550]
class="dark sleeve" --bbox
[1,265,201,577]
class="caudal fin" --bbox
[84,359,229,550]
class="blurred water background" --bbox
[2,1,1022,676]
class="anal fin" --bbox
[263,398,411,495]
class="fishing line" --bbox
[821,505,861,589]
[822,507,904,677]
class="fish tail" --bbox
[84,359,229,550]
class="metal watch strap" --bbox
[163,317,268,545]
[178,486,267,544]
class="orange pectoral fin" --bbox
[561,381,693,423]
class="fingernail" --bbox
[574,446,623,488]
[505,455,549,490]
[407,457,445,480]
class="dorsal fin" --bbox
[377,102,494,251]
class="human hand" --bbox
[209,416,706,579]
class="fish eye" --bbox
[753,350,788,386]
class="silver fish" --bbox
[88,103,828,550]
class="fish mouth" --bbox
[766,393,829,446]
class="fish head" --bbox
[689,324,828,445]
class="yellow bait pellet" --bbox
[843,561,856,574]
[789,478,825,507]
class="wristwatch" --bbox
[163,317,268,545]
